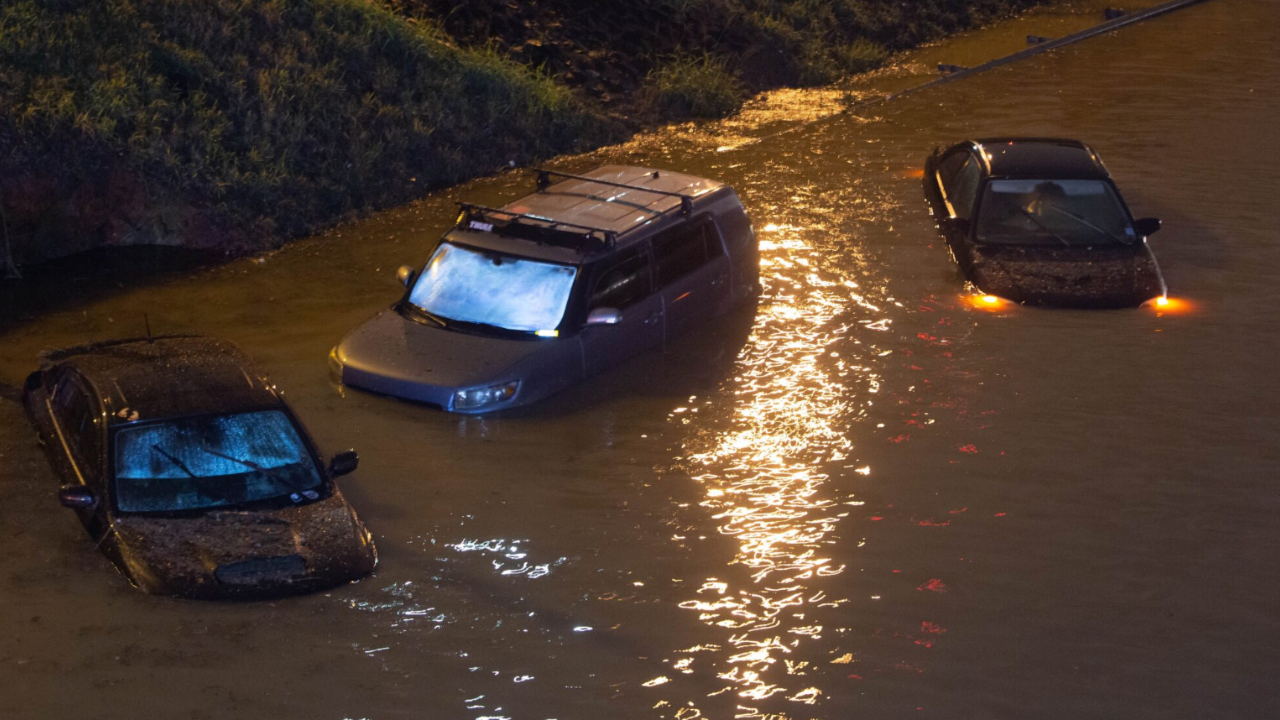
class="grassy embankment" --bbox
[0,0,1040,271]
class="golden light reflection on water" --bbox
[668,220,890,716]
[611,86,865,159]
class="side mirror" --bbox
[59,485,96,509]
[396,265,417,288]
[1134,217,1162,237]
[585,307,622,326]
[329,450,359,478]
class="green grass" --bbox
[0,0,1045,265]
[0,0,607,263]
[400,0,1042,104]
[643,54,745,120]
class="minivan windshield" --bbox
[408,242,578,333]
[114,410,323,513]
[976,179,1135,246]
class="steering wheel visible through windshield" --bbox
[113,410,323,513]
[975,179,1136,246]
[407,242,578,334]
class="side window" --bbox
[938,151,983,220]
[937,151,968,190]
[716,209,754,259]
[590,247,652,310]
[652,219,722,287]
[52,374,100,476]
[951,157,983,220]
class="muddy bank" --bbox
[0,0,1046,270]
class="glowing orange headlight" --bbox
[963,293,1008,311]
[1145,296,1192,314]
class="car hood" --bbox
[971,245,1163,308]
[110,494,375,599]
[334,308,574,405]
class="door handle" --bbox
[711,274,727,287]
[644,311,663,325]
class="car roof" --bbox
[967,138,1110,180]
[445,165,726,263]
[43,335,282,423]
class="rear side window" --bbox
[939,151,983,220]
[652,219,724,286]
[52,374,100,474]
[53,377,90,443]
[590,248,652,310]
[938,151,969,189]
[716,207,755,259]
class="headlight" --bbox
[453,380,520,411]
[327,347,345,383]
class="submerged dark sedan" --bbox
[22,335,376,599]
[923,138,1166,308]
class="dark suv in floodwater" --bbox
[23,336,377,599]
[923,138,1166,308]
[331,165,759,413]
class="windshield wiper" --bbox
[399,302,447,328]
[195,445,293,484]
[1015,206,1071,247]
[403,304,532,337]
[1045,206,1126,243]
[197,445,268,473]
[151,445,197,478]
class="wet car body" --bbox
[332,165,759,413]
[923,137,1166,307]
[22,335,376,599]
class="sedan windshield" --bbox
[976,179,1136,246]
[408,242,578,334]
[114,410,322,513]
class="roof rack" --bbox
[534,168,696,216]
[456,202,619,249]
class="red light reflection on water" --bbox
[917,579,947,593]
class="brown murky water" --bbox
[2,1,1278,718]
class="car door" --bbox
[580,243,664,377]
[652,216,731,344]
[50,371,108,535]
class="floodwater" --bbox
[2,1,1278,718]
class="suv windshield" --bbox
[976,179,1136,246]
[408,242,578,334]
[113,410,323,513]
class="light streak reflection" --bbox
[667,217,888,716]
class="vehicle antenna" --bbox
[144,313,154,343]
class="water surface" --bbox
[2,1,1277,718]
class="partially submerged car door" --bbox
[581,243,664,377]
[49,371,109,536]
[653,216,731,343]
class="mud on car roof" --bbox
[451,165,726,260]
[39,335,279,422]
